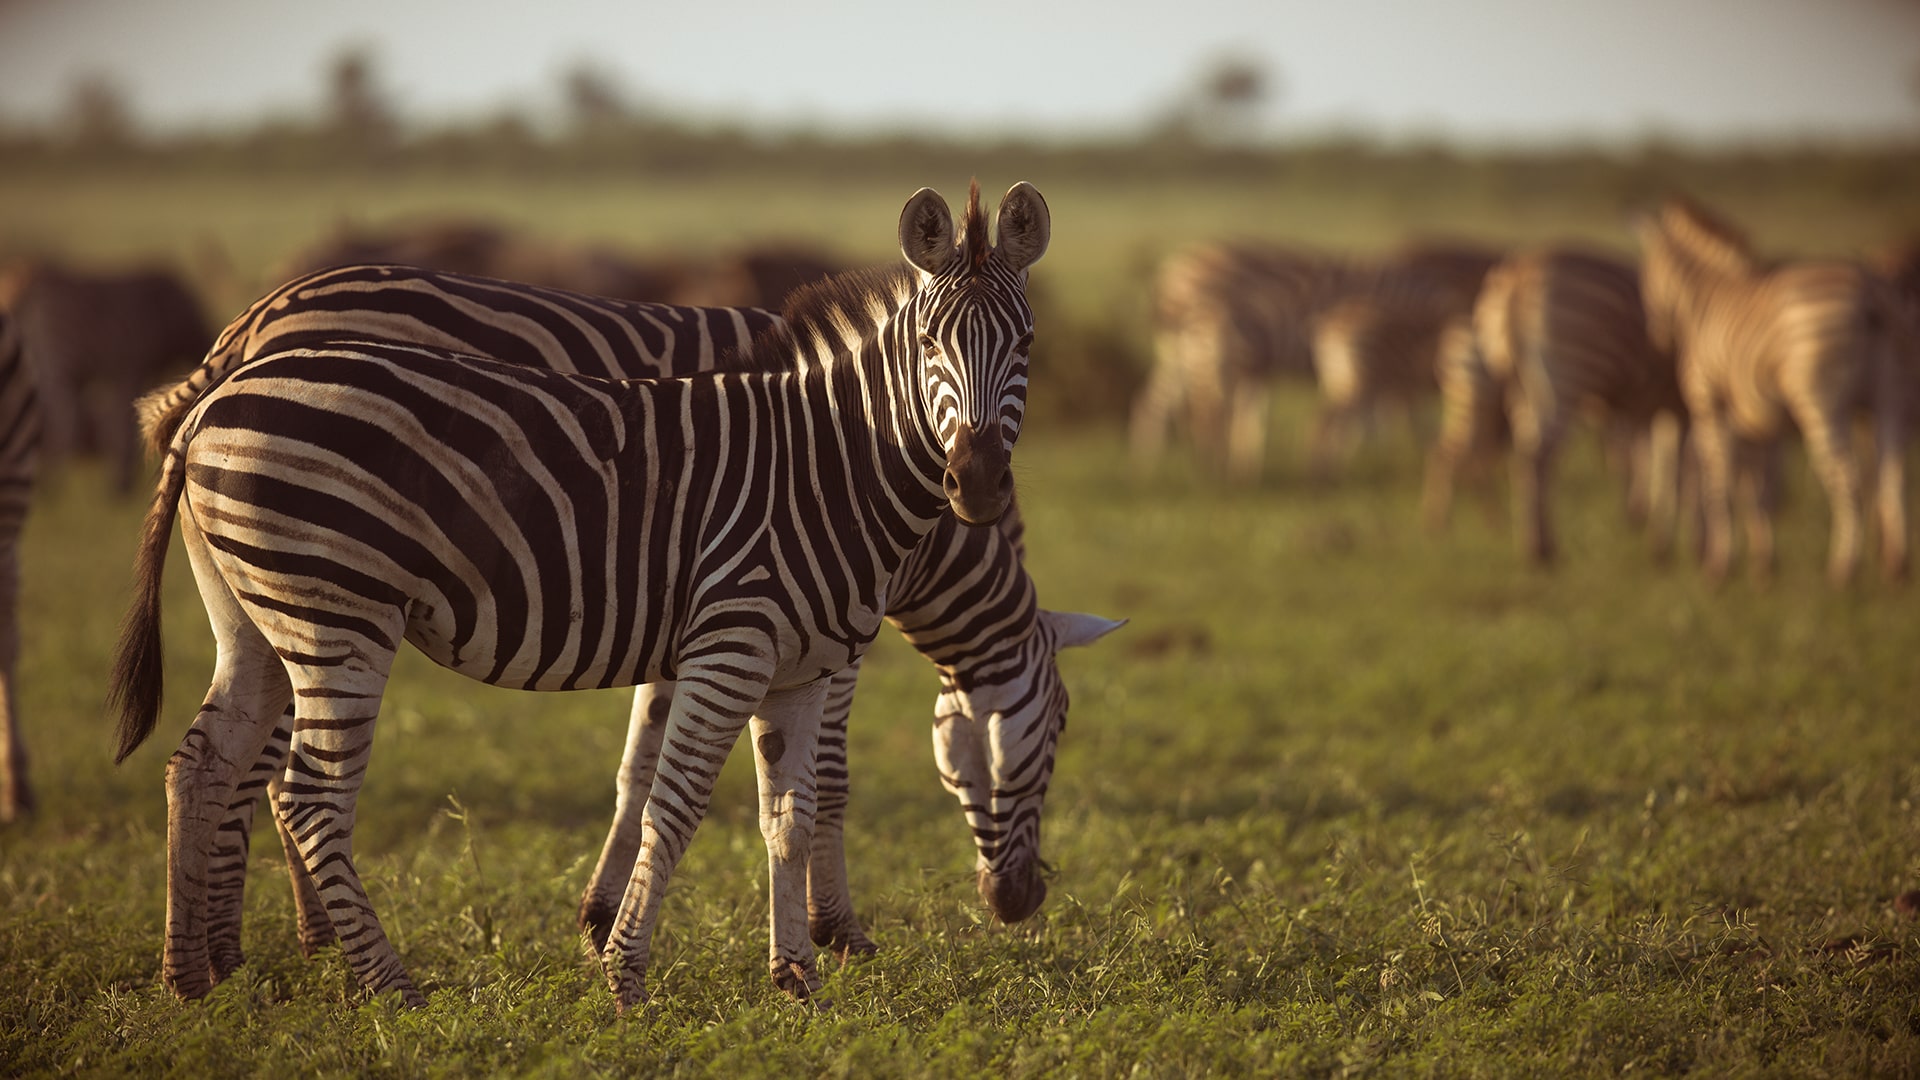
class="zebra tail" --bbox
[109,440,189,763]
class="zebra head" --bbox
[898,181,1050,526]
[931,608,1124,923]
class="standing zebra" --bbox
[0,312,38,822]
[149,263,1116,982]
[110,182,1052,1010]
[1636,198,1910,584]
[1306,298,1453,477]
[1423,247,1687,564]
[1133,240,1494,479]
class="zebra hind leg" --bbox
[203,706,297,983]
[275,640,422,1007]
[806,665,878,960]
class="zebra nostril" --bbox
[943,470,962,498]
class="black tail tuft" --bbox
[108,449,188,763]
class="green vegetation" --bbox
[3,157,1920,1075]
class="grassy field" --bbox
[3,164,1920,1075]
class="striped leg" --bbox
[750,681,827,999]
[578,681,675,951]
[203,706,294,982]
[1690,406,1738,584]
[600,652,777,1012]
[163,520,294,999]
[1644,411,1685,562]
[1791,401,1863,586]
[0,536,26,822]
[1873,361,1909,581]
[1734,439,1780,584]
[1506,381,1564,566]
[805,664,878,959]
[275,638,420,1007]
[1226,380,1271,483]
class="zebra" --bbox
[0,259,211,493]
[109,181,1052,1011]
[1635,198,1910,585]
[1306,297,1453,477]
[149,262,1116,980]
[0,311,37,822]
[1423,247,1688,564]
[1132,240,1494,479]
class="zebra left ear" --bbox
[995,182,1050,273]
[1040,609,1125,651]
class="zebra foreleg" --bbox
[750,681,828,1001]
[601,653,772,1013]
[578,681,674,951]
[805,664,878,960]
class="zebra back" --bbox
[137,263,781,457]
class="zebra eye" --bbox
[1013,332,1034,355]
[919,333,940,356]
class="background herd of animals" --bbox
[4,144,1920,1072]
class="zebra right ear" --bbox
[900,188,957,276]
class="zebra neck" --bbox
[814,318,952,572]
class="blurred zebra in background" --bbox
[0,312,37,822]
[1637,198,1911,585]
[1133,240,1494,479]
[1423,247,1687,564]
[0,260,210,493]
[153,262,1117,978]
[110,182,1056,1010]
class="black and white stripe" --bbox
[111,182,1053,1010]
[152,262,1119,972]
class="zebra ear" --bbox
[994,182,1050,273]
[1040,609,1126,651]
[900,188,957,276]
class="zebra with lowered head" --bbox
[110,181,1052,1011]
[1636,197,1910,584]
[145,262,1117,986]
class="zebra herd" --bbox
[0,181,1910,1012]
[76,179,1136,1011]
[1136,196,1916,586]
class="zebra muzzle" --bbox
[943,422,1013,526]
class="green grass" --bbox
[3,164,1920,1075]
[5,423,1920,1077]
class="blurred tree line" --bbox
[3,45,1917,203]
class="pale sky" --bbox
[0,0,1916,146]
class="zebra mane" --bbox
[725,262,918,371]
[1659,197,1756,275]
[962,179,989,271]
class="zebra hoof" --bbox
[809,917,878,960]
[578,897,617,954]
[164,965,215,1001]
[770,960,822,1001]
